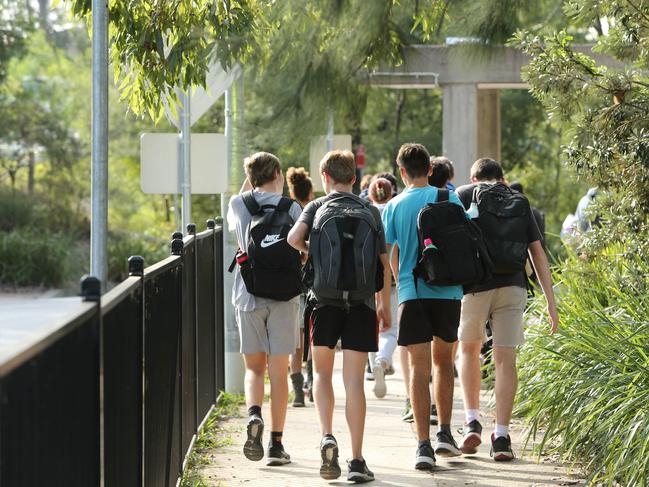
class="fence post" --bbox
[81,275,101,302]
[206,219,218,397]
[186,223,199,437]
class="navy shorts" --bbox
[397,299,461,346]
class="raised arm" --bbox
[528,240,559,334]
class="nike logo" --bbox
[260,234,285,248]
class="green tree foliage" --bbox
[0,0,34,82]
[513,1,649,254]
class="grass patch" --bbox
[180,392,245,487]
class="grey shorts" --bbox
[459,286,527,348]
[236,301,299,356]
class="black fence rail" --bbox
[0,221,226,487]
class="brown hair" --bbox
[320,150,356,184]
[368,177,392,204]
[429,156,451,188]
[471,157,503,182]
[360,174,373,191]
[244,152,281,188]
[286,166,313,204]
[396,143,431,179]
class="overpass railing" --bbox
[0,221,226,487]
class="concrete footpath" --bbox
[200,353,585,486]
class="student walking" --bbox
[455,158,558,461]
[227,152,303,466]
[288,150,392,483]
[382,143,465,471]
[286,166,315,407]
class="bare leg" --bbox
[493,346,517,427]
[432,338,455,425]
[342,349,368,459]
[267,354,289,432]
[460,341,482,413]
[407,342,432,441]
[312,346,336,435]
[429,342,435,405]
[243,352,267,408]
[290,329,304,374]
[400,345,411,396]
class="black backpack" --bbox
[308,195,381,308]
[473,183,529,274]
[230,191,303,301]
[413,189,492,287]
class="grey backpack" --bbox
[309,195,381,308]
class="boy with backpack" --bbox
[287,150,392,483]
[227,152,304,467]
[382,143,471,471]
[455,158,558,461]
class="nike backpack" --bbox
[232,191,303,301]
[473,183,530,274]
[308,195,381,308]
[413,189,492,287]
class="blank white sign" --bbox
[140,133,228,194]
[309,135,352,191]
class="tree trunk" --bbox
[28,150,35,194]
[392,91,407,175]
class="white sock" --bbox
[465,409,480,424]
[494,424,509,439]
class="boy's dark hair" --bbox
[320,150,356,184]
[244,152,281,188]
[429,156,451,189]
[373,171,398,193]
[471,157,504,182]
[444,158,455,179]
[396,143,431,179]
[287,166,313,204]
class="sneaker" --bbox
[319,435,341,480]
[460,420,482,454]
[364,361,374,381]
[434,430,462,457]
[401,399,414,423]
[372,361,387,398]
[429,404,438,425]
[414,442,436,470]
[290,373,305,407]
[243,416,264,461]
[347,458,375,483]
[490,433,514,461]
[266,443,291,466]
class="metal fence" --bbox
[0,222,226,487]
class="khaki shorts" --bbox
[236,301,299,355]
[459,286,527,347]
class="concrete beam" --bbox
[366,44,623,88]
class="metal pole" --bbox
[90,0,108,289]
[326,109,334,152]
[222,85,245,394]
[179,88,192,233]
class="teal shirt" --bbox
[382,186,465,304]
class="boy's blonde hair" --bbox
[320,150,356,184]
[244,152,281,188]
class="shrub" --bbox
[0,189,34,232]
[518,245,649,486]
[107,231,167,282]
[0,229,71,287]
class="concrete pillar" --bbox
[477,89,501,163]
[442,84,477,185]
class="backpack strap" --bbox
[242,190,261,215]
[276,197,293,212]
[437,188,449,203]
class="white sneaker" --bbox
[372,360,387,398]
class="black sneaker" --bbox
[460,420,482,454]
[266,443,291,466]
[434,430,461,457]
[414,442,436,470]
[319,435,341,480]
[402,399,414,423]
[490,433,514,461]
[347,458,375,483]
[429,404,438,425]
[243,416,264,461]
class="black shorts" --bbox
[397,299,461,346]
[309,304,378,352]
